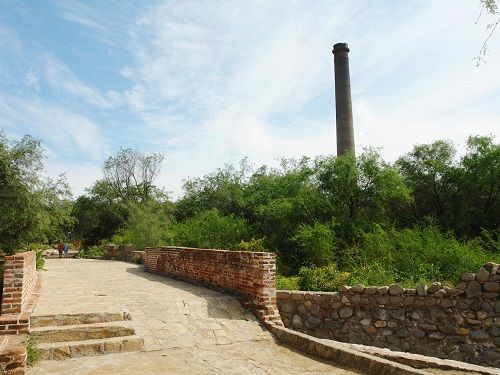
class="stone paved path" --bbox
[28,259,365,374]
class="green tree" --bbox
[0,133,43,252]
[31,175,75,244]
[318,149,411,250]
[71,180,128,247]
[291,222,335,267]
[0,132,73,253]
[455,135,499,235]
[103,148,164,202]
[397,140,456,229]
[113,201,172,250]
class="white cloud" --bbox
[3,1,499,198]
[25,67,39,87]
[43,56,122,109]
[0,92,107,161]
[122,0,499,198]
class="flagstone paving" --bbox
[28,259,365,374]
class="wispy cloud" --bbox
[1,1,498,197]
[43,56,122,108]
[0,92,107,160]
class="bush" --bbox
[112,202,169,250]
[235,238,268,252]
[35,249,45,270]
[346,262,397,286]
[346,225,500,287]
[276,274,300,290]
[298,265,351,291]
[291,222,335,267]
[170,209,251,250]
[76,246,104,258]
[27,336,40,367]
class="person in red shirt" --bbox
[57,241,64,258]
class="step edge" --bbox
[36,334,144,350]
[30,320,134,333]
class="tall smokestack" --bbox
[332,42,355,156]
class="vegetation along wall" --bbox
[144,246,282,326]
[277,262,500,368]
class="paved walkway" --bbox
[28,259,365,374]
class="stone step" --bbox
[30,321,135,343]
[31,312,128,328]
[37,335,144,361]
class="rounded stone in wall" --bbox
[476,267,490,283]
[292,314,303,329]
[338,306,353,319]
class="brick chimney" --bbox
[332,42,355,156]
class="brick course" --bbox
[144,246,282,326]
[1,252,37,318]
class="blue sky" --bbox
[1,0,499,197]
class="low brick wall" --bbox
[0,251,39,374]
[1,252,37,316]
[277,262,500,368]
[0,335,26,375]
[144,246,282,326]
[104,245,144,264]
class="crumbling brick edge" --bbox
[0,251,42,374]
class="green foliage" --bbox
[71,181,129,247]
[298,265,351,292]
[276,274,300,290]
[0,133,74,253]
[346,225,499,287]
[35,249,45,270]
[235,238,268,252]
[27,336,40,367]
[0,133,43,253]
[291,222,335,267]
[31,176,75,245]
[76,246,105,259]
[171,209,251,250]
[103,148,165,203]
[317,150,412,251]
[112,201,170,250]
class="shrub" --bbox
[276,274,300,290]
[170,209,251,250]
[346,225,500,287]
[298,265,351,292]
[112,202,169,250]
[27,335,40,367]
[291,222,335,267]
[76,246,104,259]
[35,249,45,270]
[235,238,267,252]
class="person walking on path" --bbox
[63,243,69,258]
[57,241,64,258]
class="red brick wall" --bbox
[0,335,27,374]
[144,246,282,326]
[1,252,37,315]
[0,251,38,336]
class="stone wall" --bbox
[277,262,500,368]
[144,246,282,326]
[104,244,144,264]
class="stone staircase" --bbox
[30,312,144,360]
